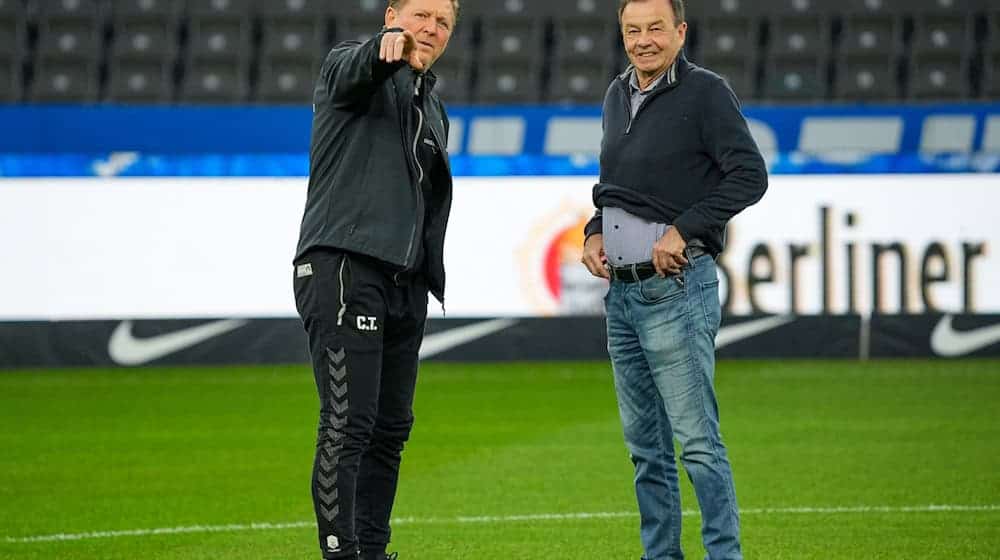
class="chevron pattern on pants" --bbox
[318,346,348,522]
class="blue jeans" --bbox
[605,254,741,560]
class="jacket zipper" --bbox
[623,86,634,135]
[623,74,673,135]
[336,257,347,326]
[401,75,425,268]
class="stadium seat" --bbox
[36,0,103,22]
[110,0,179,21]
[907,52,970,100]
[29,60,100,102]
[256,0,330,21]
[475,60,541,104]
[187,19,250,60]
[548,0,617,62]
[331,0,386,44]
[697,16,759,62]
[984,54,1000,99]
[909,0,976,56]
[762,58,826,100]
[428,53,472,104]
[983,11,1000,57]
[757,0,835,101]
[759,0,836,58]
[700,56,756,100]
[109,0,180,60]
[838,0,904,57]
[258,0,330,63]
[106,59,173,102]
[549,59,615,105]
[479,21,545,64]
[187,0,250,20]
[256,57,314,104]
[111,20,176,60]
[0,0,26,57]
[545,0,616,19]
[834,55,898,100]
[179,60,247,103]
[260,21,325,63]
[686,0,764,23]
[0,58,20,102]
[35,20,103,60]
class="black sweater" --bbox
[584,53,767,257]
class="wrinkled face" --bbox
[385,0,456,69]
[621,0,687,78]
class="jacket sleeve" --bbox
[672,77,768,243]
[321,29,408,107]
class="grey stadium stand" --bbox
[906,0,976,99]
[834,55,898,100]
[0,0,25,101]
[255,0,331,102]
[181,0,252,102]
[330,0,385,44]
[983,2,1000,99]
[758,0,836,100]
[257,57,313,104]
[109,0,180,61]
[0,0,996,105]
[180,61,246,103]
[470,0,546,103]
[839,0,905,57]
[107,59,173,102]
[688,0,764,100]
[427,51,472,104]
[30,0,105,102]
[548,0,618,103]
[107,0,180,102]
[257,0,329,63]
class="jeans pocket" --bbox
[638,274,684,304]
[699,279,722,334]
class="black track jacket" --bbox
[295,29,453,304]
[585,53,767,257]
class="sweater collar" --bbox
[619,50,690,91]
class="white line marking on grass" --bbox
[6,504,999,544]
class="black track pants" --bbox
[293,249,428,559]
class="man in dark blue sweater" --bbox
[581,1,767,558]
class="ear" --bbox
[385,6,398,28]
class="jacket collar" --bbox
[618,50,691,92]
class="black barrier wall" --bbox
[1,315,998,368]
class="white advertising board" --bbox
[0,175,996,319]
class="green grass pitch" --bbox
[1,359,999,559]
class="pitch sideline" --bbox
[6,504,1000,544]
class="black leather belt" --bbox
[609,246,709,283]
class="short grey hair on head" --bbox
[618,0,686,26]
[388,0,461,24]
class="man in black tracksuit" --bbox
[581,1,767,559]
[291,1,458,558]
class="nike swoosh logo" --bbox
[108,319,250,366]
[930,315,1000,357]
[92,151,139,177]
[715,316,796,349]
[419,319,519,360]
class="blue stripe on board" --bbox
[3,153,1000,178]
[6,103,1000,155]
